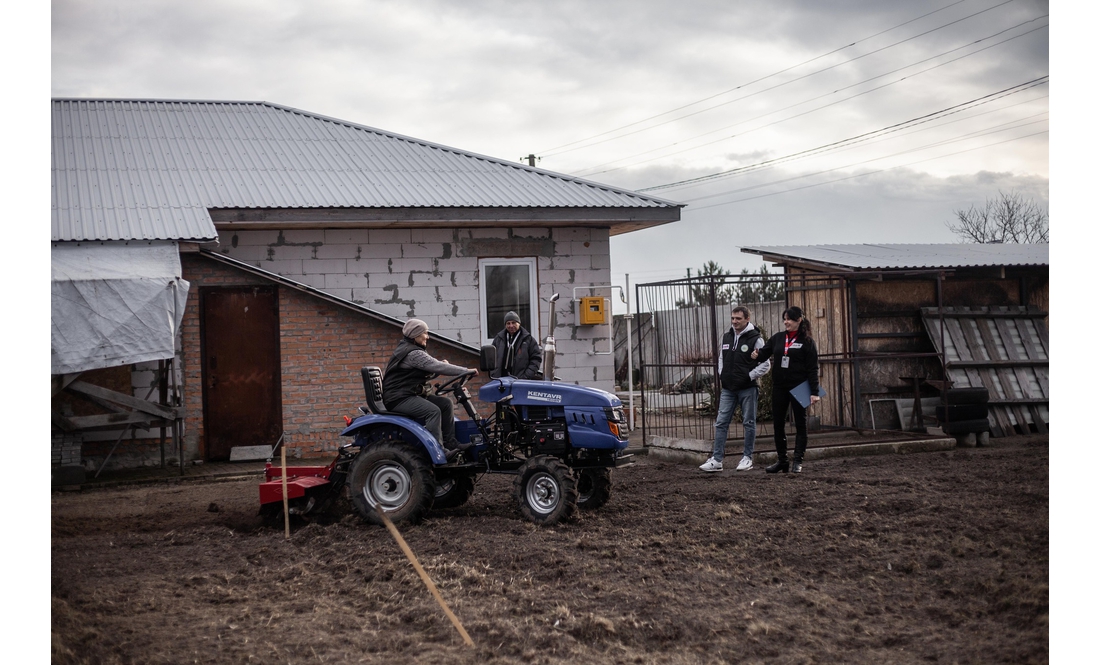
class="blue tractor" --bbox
[260,343,632,527]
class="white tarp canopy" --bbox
[52,242,190,375]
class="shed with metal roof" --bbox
[739,243,1048,438]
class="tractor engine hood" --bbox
[479,378,622,408]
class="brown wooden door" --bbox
[200,287,282,461]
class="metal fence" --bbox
[631,270,949,445]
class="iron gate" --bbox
[631,270,949,446]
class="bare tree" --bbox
[947,190,1049,243]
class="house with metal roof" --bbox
[740,243,1049,438]
[51,98,683,472]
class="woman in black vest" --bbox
[752,306,820,474]
[382,319,475,451]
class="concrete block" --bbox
[325,273,370,289]
[548,254,592,270]
[469,228,509,239]
[324,229,372,244]
[447,271,480,287]
[550,228,591,242]
[569,269,609,285]
[302,259,348,274]
[277,230,325,244]
[314,244,363,260]
[269,244,316,261]
[408,271,459,288]
[591,254,611,270]
[955,433,977,448]
[385,257,440,275]
[352,243,404,259]
[411,228,457,243]
[570,240,605,256]
[230,445,272,461]
[370,229,412,244]
[514,227,551,238]
[260,259,304,275]
[402,243,446,258]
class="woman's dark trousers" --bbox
[772,388,808,463]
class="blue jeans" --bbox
[711,386,758,462]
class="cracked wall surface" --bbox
[216,226,616,392]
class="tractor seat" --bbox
[361,366,393,415]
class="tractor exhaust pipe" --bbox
[542,293,560,381]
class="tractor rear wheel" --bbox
[433,474,476,509]
[348,440,435,526]
[514,455,577,526]
[575,468,612,511]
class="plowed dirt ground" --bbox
[52,434,1047,664]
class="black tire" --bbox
[575,468,612,511]
[943,417,991,434]
[513,456,578,526]
[935,403,989,422]
[348,441,435,526]
[432,474,476,510]
[945,387,989,405]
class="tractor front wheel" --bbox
[575,468,612,511]
[514,455,577,526]
[348,441,435,526]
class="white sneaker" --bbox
[699,457,723,472]
[735,456,753,471]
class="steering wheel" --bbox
[435,370,476,395]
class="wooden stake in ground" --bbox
[370,500,475,647]
[281,445,290,540]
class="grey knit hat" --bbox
[402,318,429,339]
[504,311,521,324]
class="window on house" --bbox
[479,257,539,343]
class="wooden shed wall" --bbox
[784,268,854,428]
[780,264,1047,431]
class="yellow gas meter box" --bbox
[579,296,609,325]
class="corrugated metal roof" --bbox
[52,99,683,242]
[741,243,1049,270]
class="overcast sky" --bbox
[51,0,1053,289]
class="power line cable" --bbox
[683,117,1048,204]
[576,19,1047,177]
[685,129,1048,212]
[638,78,1048,192]
[540,0,1013,158]
[663,99,1048,194]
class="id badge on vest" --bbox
[781,356,790,368]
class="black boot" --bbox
[765,459,789,474]
[791,459,803,474]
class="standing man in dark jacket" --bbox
[490,311,543,379]
[700,306,771,472]
[382,318,476,452]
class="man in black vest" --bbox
[700,306,771,472]
[382,318,476,452]
[491,311,542,379]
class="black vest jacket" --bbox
[382,338,433,409]
[719,326,762,391]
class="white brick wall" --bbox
[216,225,616,392]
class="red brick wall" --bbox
[180,253,483,460]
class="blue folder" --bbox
[789,381,825,408]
